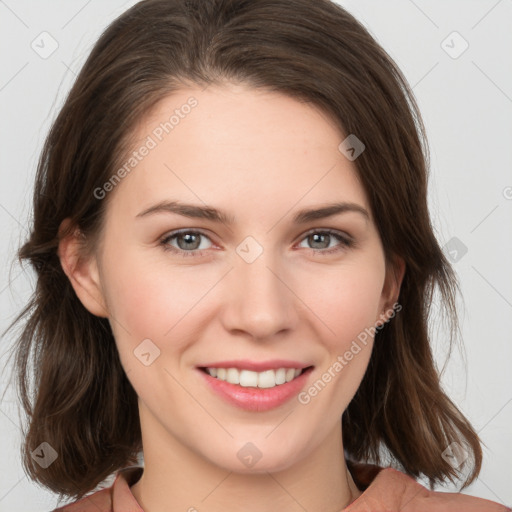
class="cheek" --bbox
[304,259,385,347]
[102,250,216,354]
[297,266,383,410]
[292,262,384,423]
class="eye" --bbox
[159,229,213,257]
[297,229,354,255]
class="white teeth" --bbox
[257,370,279,389]
[205,367,305,388]
[226,367,239,384]
[275,368,286,385]
[240,369,259,387]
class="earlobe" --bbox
[57,218,109,318]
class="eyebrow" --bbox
[135,200,370,224]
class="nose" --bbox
[220,248,299,340]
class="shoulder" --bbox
[347,463,511,512]
[52,487,112,512]
[51,467,144,512]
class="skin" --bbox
[59,82,404,512]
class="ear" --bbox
[57,218,109,318]
[375,254,405,326]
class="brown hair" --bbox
[3,0,482,501]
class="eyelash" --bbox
[159,228,355,258]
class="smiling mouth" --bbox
[199,366,314,389]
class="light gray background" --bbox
[1,0,511,510]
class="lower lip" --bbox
[198,367,314,412]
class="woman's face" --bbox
[70,83,401,473]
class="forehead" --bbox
[105,83,369,223]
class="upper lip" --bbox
[198,359,313,372]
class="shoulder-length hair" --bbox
[4,0,482,501]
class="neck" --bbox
[130,404,361,512]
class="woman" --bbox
[6,0,510,510]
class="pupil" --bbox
[311,233,328,249]
[180,233,199,250]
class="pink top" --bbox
[53,463,510,512]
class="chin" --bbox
[202,442,302,474]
